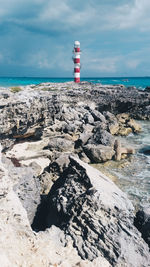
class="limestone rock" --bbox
[45,137,74,152]
[109,122,119,135]
[45,157,150,266]
[116,113,130,124]
[6,140,51,174]
[83,112,94,124]
[90,109,107,123]
[127,119,142,133]
[38,171,54,195]
[13,166,41,225]
[83,144,115,163]
[75,132,92,148]
[118,127,132,136]
[88,127,114,147]
[0,144,110,267]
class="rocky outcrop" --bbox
[134,205,150,248]
[40,157,150,266]
[83,144,115,163]
[0,82,149,267]
[0,145,110,267]
[0,82,149,152]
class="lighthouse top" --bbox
[74,41,80,47]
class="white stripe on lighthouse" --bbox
[74,73,80,78]
[74,54,80,59]
[74,63,80,68]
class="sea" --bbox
[0,76,149,209]
[97,120,150,209]
[0,76,150,89]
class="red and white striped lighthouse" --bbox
[73,41,81,83]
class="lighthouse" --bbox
[73,41,81,83]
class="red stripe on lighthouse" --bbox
[74,58,80,64]
[75,48,80,52]
[74,77,80,83]
[74,68,80,73]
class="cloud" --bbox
[126,59,141,69]
[104,0,150,31]
[0,0,150,77]
[81,48,122,74]
[87,57,120,73]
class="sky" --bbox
[0,0,150,77]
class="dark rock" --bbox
[44,157,150,266]
[92,121,107,131]
[78,151,91,163]
[88,127,114,147]
[44,137,74,152]
[49,154,71,175]
[145,86,150,92]
[39,153,78,195]
[83,112,94,124]
[139,146,150,156]
[75,132,91,148]
[61,122,76,134]
[134,205,150,247]
[83,144,115,163]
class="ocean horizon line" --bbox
[0,76,150,89]
[0,76,150,79]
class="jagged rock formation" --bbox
[37,156,150,267]
[0,145,110,267]
[0,82,150,266]
[0,82,149,151]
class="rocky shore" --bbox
[0,82,150,266]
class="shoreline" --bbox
[0,81,150,266]
[0,82,150,204]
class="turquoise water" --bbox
[0,77,150,89]
[104,121,150,208]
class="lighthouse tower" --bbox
[73,41,81,83]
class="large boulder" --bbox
[83,144,115,163]
[1,147,110,267]
[45,157,150,266]
[88,127,114,147]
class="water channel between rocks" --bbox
[92,120,150,210]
